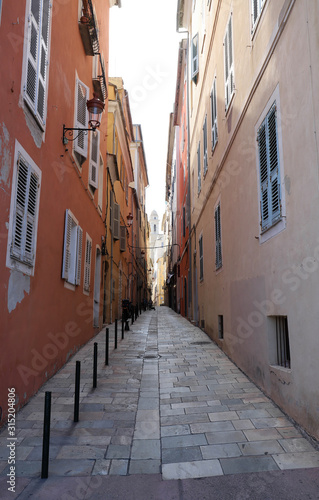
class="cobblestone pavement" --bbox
[1,307,319,499]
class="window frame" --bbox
[191,33,199,83]
[73,76,89,166]
[89,129,100,190]
[252,0,266,33]
[6,141,42,276]
[83,233,92,293]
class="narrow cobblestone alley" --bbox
[1,307,319,499]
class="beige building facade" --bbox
[176,0,319,439]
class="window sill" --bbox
[225,91,235,117]
[64,281,76,291]
[269,364,292,383]
[259,217,286,244]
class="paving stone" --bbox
[239,440,285,456]
[243,428,282,442]
[109,459,128,475]
[201,443,242,459]
[162,459,223,480]
[208,411,239,422]
[162,434,207,449]
[131,440,161,460]
[251,417,291,429]
[134,421,160,439]
[220,455,279,475]
[162,446,202,464]
[278,438,316,453]
[91,459,111,476]
[206,430,247,445]
[129,459,161,474]
[105,445,131,459]
[161,425,190,437]
[272,452,319,470]
[57,445,106,460]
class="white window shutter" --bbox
[62,210,73,281]
[76,226,83,285]
[197,142,201,193]
[203,116,208,174]
[191,33,199,81]
[89,130,100,189]
[224,15,234,109]
[113,202,120,240]
[74,78,89,158]
[211,78,218,150]
[11,155,40,267]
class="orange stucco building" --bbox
[0,0,121,424]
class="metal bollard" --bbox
[115,319,118,349]
[74,361,81,422]
[105,328,109,366]
[93,342,98,388]
[41,391,51,479]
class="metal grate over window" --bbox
[276,316,291,369]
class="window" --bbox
[0,0,3,25]
[89,130,100,189]
[83,234,92,293]
[269,316,291,369]
[6,143,41,275]
[23,0,52,128]
[197,142,201,194]
[199,235,204,281]
[224,14,234,111]
[203,115,208,175]
[218,315,224,339]
[154,224,157,232]
[257,103,281,232]
[120,226,126,252]
[191,33,199,83]
[215,203,222,269]
[74,77,89,164]
[62,210,83,286]
[182,206,186,238]
[210,77,218,151]
[252,0,266,31]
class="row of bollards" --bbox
[40,309,144,479]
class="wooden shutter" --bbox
[25,0,51,127]
[199,236,204,280]
[74,78,89,158]
[11,154,40,266]
[89,130,100,189]
[113,202,120,240]
[258,104,281,231]
[84,236,92,292]
[120,225,126,252]
[197,142,201,193]
[76,226,83,285]
[203,115,208,174]
[191,33,199,81]
[211,78,218,150]
[268,106,281,223]
[215,204,222,269]
[62,210,73,281]
[224,15,234,109]
[110,190,114,233]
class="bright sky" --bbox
[109,0,182,223]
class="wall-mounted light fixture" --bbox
[62,93,105,145]
[126,213,134,227]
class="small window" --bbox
[191,33,199,83]
[210,77,218,151]
[199,234,204,281]
[215,203,222,269]
[113,202,120,240]
[197,142,201,194]
[7,145,41,275]
[218,315,224,339]
[224,14,234,111]
[269,316,291,369]
[98,153,103,213]
[62,210,83,286]
[203,115,208,175]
